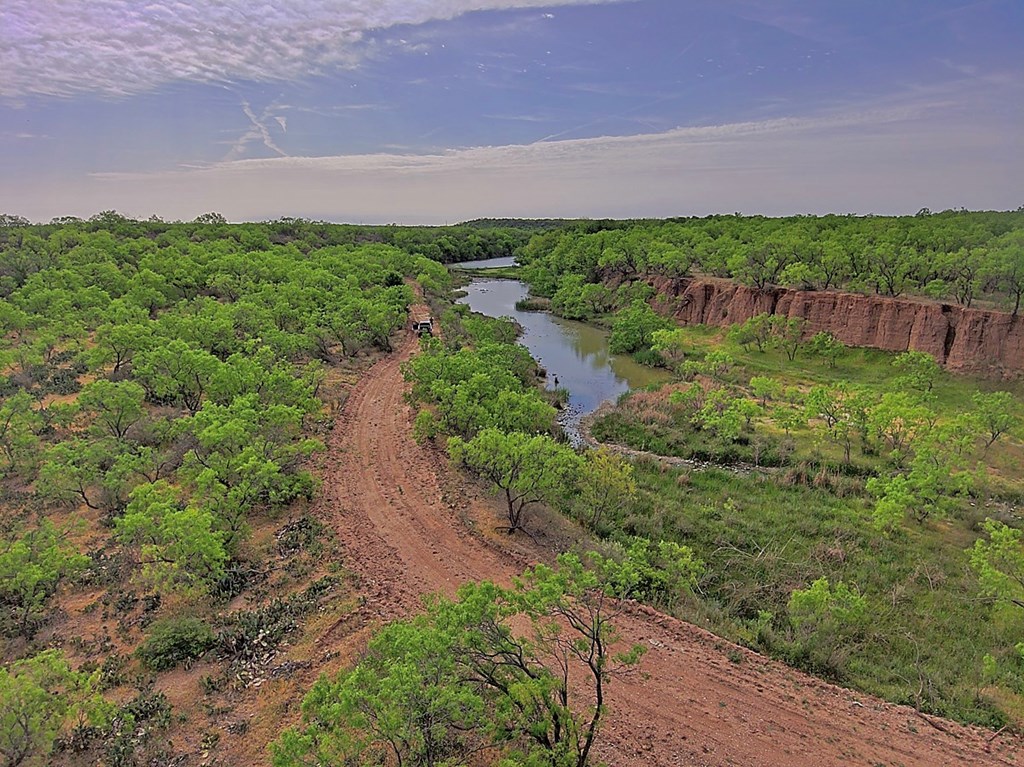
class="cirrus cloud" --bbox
[0,0,623,99]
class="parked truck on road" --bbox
[410,307,433,336]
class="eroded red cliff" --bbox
[647,276,1024,376]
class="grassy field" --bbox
[584,322,1024,727]
[592,323,1024,495]
[448,264,523,279]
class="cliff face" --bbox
[647,277,1024,376]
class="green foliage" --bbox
[166,394,323,547]
[804,383,872,464]
[787,577,869,675]
[274,554,649,767]
[0,650,109,767]
[972,390,1019,449]
[516,215,1024,321]
[867,445,973,530]
[133,340,221,413]
[0,520,89,634]
[0,390,41,474]
[76,379,146,439]
[650,327,689,369]
[892,350,941,396]
[116,481,228,594]
[748,376,781,407]
[551,274,591,320]
[808,330,845,368]
[573,447,637,534]
[608,300,671,355]
[136,617,217,671]
[868,391,935,464]
[772,317,807,362]
[589,538,702,609]
[449,429,581,532]
[970,519,1024,611]
[731,313,775,353]
[36,439,133,511]
[404,338,554,439]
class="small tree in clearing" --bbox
[448,429,581,533]
[972,391,1019,451]
[773,317,808,362]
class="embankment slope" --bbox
[649,276,1024,375]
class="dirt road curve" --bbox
[320,331,1022,767]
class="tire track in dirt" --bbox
[318,328,1022,767]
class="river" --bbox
[456,268,669,444]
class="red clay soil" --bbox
[318,329,1022,767]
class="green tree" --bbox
[449,429,581,532]
[36,440,132,511]
[727,240,790,289]
[574,447,637,533]
[133,340,221,413]
[866,447,971,530]
[731,313,775,353]
[608,300,670,355]
[749,376,782,407]
[0,391,41,475]
[0,521,88,634]
[90,312,153,374]
[650,328,689,369]
[551,275,591,320]
[772,317,807,362]
[180,395,322,542]
[116,481,228,594]
[972,391,1019,450]
[274,553,646,767]
[0,650,108,767]
[805,384,869,464]
[807,331,845,368]
[588,538,701,610]
[693,389,746,444]
[76,379,146,440]
[969,519,1024,611]
[868,391,935,464]
[989,229,1024,315]
[892,351,941,397]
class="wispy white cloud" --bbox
[0,1,625,99]
[0,131,50,140]
[224,101,288,161]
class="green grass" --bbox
[449,265,523,279]
[618,460,1019,727]
[654,322,1024,407]
[581,321,1024,727]
[595,322,1024,495]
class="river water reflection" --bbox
[457,276,669,443]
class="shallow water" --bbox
[457,275,669,443]
[454,255,517,269]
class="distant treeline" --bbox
[516,209,1024,313]
[0,210,543,267]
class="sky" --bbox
[0,0,1021,224]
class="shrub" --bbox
[136,617,216,671]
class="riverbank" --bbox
[457,275,669,444]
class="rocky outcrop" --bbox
[647,276,1024,377]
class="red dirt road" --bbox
[320,331,1022,767]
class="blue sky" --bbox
[0,0,1020,223]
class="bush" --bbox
[136,617,216,671]
[631,347,663,367]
